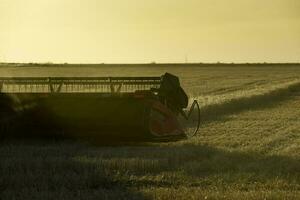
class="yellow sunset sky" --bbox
[0,0,299,63]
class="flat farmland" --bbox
[1,64,300,104]
[0,64,300,199]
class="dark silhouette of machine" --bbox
[0,73,199,141]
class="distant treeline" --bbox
[1,62,300,67]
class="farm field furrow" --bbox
[194,78,300,106]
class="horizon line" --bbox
[1,62,300,65]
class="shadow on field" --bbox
[75,144,300,188]
[1,139,299,199]
[198,82,300,124]
[0,139,151,200]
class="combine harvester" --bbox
[0,73,200,142]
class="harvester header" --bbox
[0,73,199,141]
[0,76,161,93]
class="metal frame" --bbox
[0,77,162,93]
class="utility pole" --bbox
[185,54,188,63]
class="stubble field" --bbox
[0,64,300,199]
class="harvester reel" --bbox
[0,73,196,142]
[180,100,200,138]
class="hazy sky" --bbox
[1,0,299,63]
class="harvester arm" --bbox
[180,100,200,138]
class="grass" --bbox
[197,80,300,123]
[0,64,300,199]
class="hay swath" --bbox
[0,73,199,141]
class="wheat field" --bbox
[0,64,300,200]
